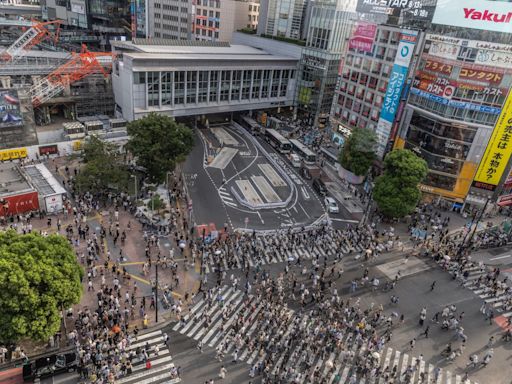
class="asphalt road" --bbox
[183,124,330,232]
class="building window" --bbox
[198,71,208,103]
[231,70,241,100]
[242,70,251,99]
[147,72,159,107]
[261,70,270,98]
[271,70,280,98]
[220,70,231,101]
[174,71,185,105]
[251,70,261,99]
[161,72,173,105]
[209,71,219,102]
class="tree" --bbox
[0,231,83,343]
[75,136,130,193]
[339,128,377,176]
[126,113,194,183]
[373,149,428,218]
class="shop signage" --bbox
[0,147,27,161]
[473,90,512,191]
[432,0,512,34]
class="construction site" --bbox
[0,18,116,149]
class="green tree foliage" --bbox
[75,136,130,193]
[373,149,428,218]
[338,128,377,176]
[126,113,194,183]
[0,231,83,343]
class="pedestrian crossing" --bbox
[103,330,181,384]
[442,261,512,320]
[201,231,365,273]
[173,286,477,384]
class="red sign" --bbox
[415,71,506,97]
[424,59,453,75]
[39,144,58,156]
[459,67,503,84]
[1,191,39,216]
[349,22,376,53]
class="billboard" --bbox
[356,0,436,20]
[349,22,377,53]
[135,0,147,38]
[376,30,418,158]
[0,147,27,161]
[432,0,512,34]
[0,90,23,129]
[472,90,512,192]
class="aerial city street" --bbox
[0,0,511,384]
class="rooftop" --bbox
[0,163,33,197]
[23,164,66,197]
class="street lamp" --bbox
[130,174,137,198]
[457,196,490,258]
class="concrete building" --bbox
[148,0,192,40]
[395,27,512,205]
[331,23,406,150]
[111,39,298,121]
[257,0,305,40]
[297,0,356,127]
[192,0,259,42]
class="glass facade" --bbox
[132,68,295,109]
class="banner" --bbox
[376,31,418,158]
[428,41,460,61]
[414,72,506,96]
[474,50,512,70]
[473,90,512,192]
[410,88,501,115]
[0,147,27,160]
[424,59,453,75]
[356,0,435,21]
[0,90,23,129]
[432,0,512,34]
[459,67,503,84]
[349,22,376,53]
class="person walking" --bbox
[219,365,227,379]
[430,281,436,291]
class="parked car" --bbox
[312,178,327,196]
[324,196,339,213]
[23,352,78,382]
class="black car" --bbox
[23,352,78,382]
[312,178,327,196]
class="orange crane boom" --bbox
[30,45,114,108]
[0,20,62,62]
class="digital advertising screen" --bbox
[0,89,23,129]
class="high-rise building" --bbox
[192,0,259,42]
[257,0,305,40]
[331,23,411,155]
[296,0,356,127]
[148,0,192,40]
[394,1,512,206]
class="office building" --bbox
[148,0,192,40]
[331,23,407,153]
[192,0,259,42]
[112,39,298,121]
[257,0,305,40]
[297,0,356,127]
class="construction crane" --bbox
[30,45,113,108]
[0,20,62,62]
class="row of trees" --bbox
[338,127,428,218]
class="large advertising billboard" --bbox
[349,22,377,53]
[356,0,436,21]
[472,90,512,192]
[0,90,23,129]
[376,30,418,158]
[432,0,512,34]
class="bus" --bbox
[63,122,86,140]
[320,147,339,167]
[265,129,291,153]
[236,115,261,134]
[290,139,316,165]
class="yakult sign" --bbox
[432,0,512,34]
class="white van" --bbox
[290,153,301,168]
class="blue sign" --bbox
[410,88,501,115]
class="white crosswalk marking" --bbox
[112,330,181,384]
[173,286,478,384]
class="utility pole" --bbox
[467,197,490,249]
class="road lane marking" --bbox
[330,218,359,223]
[489,254,511,260]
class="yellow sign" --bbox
[0,147,27,161]
[473,90,512,192]
[72,140,83,151]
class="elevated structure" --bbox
[112,39,298,121]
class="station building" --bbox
[111,39,299,121]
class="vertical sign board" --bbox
[472,90,512,192]
[376,30,418,158]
